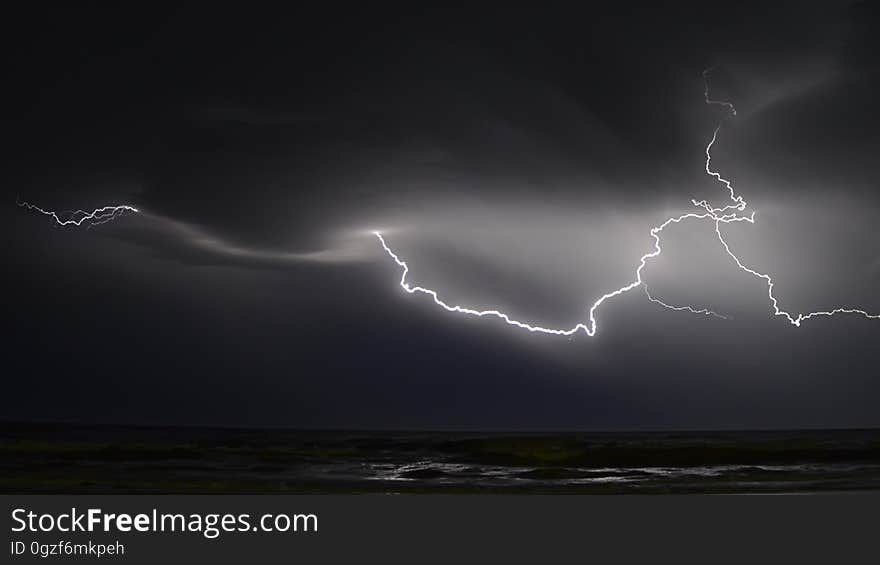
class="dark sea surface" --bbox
[2,423,880,493]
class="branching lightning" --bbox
[375,70,879,335]
[17,199,138,228]
[643,285,729,320]
[375,210,749,336]
[15,70,880,335]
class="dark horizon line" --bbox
[2,419,878,436]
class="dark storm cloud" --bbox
[191,106,326,126]
[5,2,880,430]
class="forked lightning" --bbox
[18,72,879,335]
[17,200,138,228]
[374,71,879,335]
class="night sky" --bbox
[6,3,880,430]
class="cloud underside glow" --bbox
[371,72,880,336]
[17,72,880,338]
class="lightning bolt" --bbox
[643,285,729,320]
[696,70,880,327]
[714,221,880,326]
[17,199,138,228]
[375,212,750,336]
[16,70,880,333]
[375,70,879,335]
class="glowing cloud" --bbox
[375,71,879,335]
[17,71,880,334]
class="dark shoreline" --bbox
[3,422,880,494]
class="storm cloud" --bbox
[6,2,880,430]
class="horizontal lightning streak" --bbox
[15,70,880,335]
[17,199,138,228]
[643,285,729,320]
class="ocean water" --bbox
[2,423,879,493]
